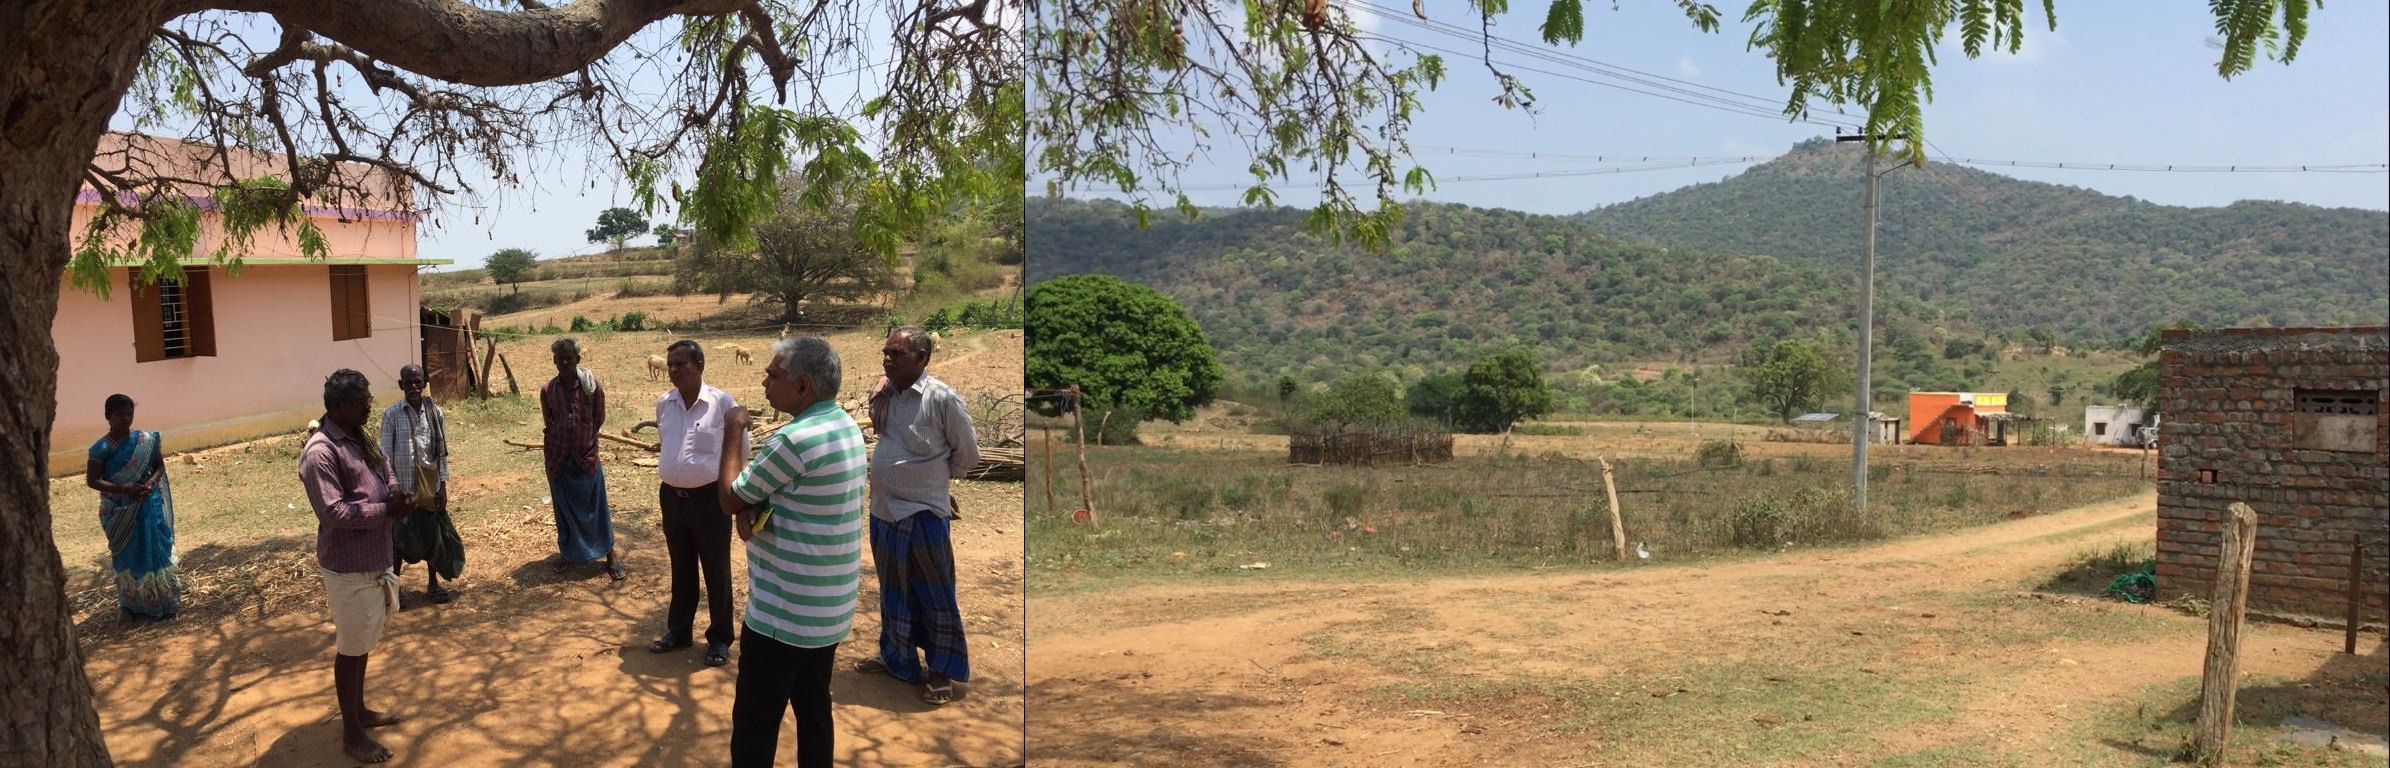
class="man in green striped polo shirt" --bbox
[715,336,865,768]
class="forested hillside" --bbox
[1574,139,2390,339]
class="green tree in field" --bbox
[652,223,679,247]
[1304,371,1406,429]
[1742,338,1852,423]
[1027,274,1223,423]
[2110,320,2199,413]
[1032,0,2316,246]
[1403,371,1465,428]
[485,248,540,295]
[1452,348,1554,434]
[586,207,650,253]
[1276,374,1300,409]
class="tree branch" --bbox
[216,0,755,87]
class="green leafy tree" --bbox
[485,248,540,294]
[1742,338,1852,422]
[586,207,651,253]
[652,223,680,247]
[1032,1,2315,246]
[734,179,896,323]
[1276,374,1300,409]
[1452,349,1555,434]
[1403,371,1465,428]
[1027,274,1224,424]
[4,4,1017,761]
[1303,371,1406,429]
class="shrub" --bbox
[1065,401,1144,445]
[1695,440,1744,469]
[619,311,649,332]
[569,315,595,332]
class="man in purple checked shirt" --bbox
[299,369,413,764]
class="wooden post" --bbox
[2193,502,2260,767]
[497,352,520,395]
[478,336,499,398]
[1042,422,1057,515]
[1598,456,1626,563]
[2348,534,2364,656]
[1073,387,1095,529]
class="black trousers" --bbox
[660,482,735,646]
[731,628,838,768]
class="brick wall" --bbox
[2154,326,2390,623]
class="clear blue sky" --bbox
[1047,1,2389,216]
[117,6,2385,270]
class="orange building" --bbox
[1905,391,2010,445]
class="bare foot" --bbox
[343,733,393,763]
[362,709,403,728]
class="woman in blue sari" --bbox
[85,394,181,620]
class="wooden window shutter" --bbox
[184,267,218,357]
[129,270,165,363]
[352,267,371,338]
[331,266,370,340]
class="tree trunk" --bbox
[783,292,803,325]
[1,4,173,765]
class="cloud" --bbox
[1677,56,1702,78]
[1984,29,2064,65]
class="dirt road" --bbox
[1027,493,2384,767]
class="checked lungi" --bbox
[868,512,968,684]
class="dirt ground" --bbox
[1026,492,2387,767]
[59,322,1028,767]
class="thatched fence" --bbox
[1288,425,1454,466]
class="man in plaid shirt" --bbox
[381,364,462,605]
[542,337,621,580]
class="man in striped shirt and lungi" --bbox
[855,326,980,705]
[715,336,865,768]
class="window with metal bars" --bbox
[130,267,216,363]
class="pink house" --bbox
[45,134,450,475]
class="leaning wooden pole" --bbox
[1599,456,1627,563]
[1042,421,1057,515]
[1073,386,1095,529]
[2194,502,2261,767]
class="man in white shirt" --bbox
[649,339,741,667]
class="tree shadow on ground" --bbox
[2097,637,2389,762]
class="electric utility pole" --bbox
[1837,132,1904,514]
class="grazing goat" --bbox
[646,354,667,381]
[715,343,752,365]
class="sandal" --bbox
[705,643,731,667]
[921,681,961,706]
[429,586,454,604]
[853,657,892,675]
[648,635,691,654]
[607,564,627,582]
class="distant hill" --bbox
[1028,197,1992,389]
[1573,139,2390,339]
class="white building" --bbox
[2082,404,2151,447]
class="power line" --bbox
[1348,1,1866,129]
[1390,142,2388,175]
[1171,156,1767,192]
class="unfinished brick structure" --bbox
[2155,326,2388,624]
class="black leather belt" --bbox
[665,482,718,498]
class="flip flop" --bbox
[853,657,892,675]
[922,681,960,706]
[705,643,731,667]
[607,564,627,581]
[648,635,691,654]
